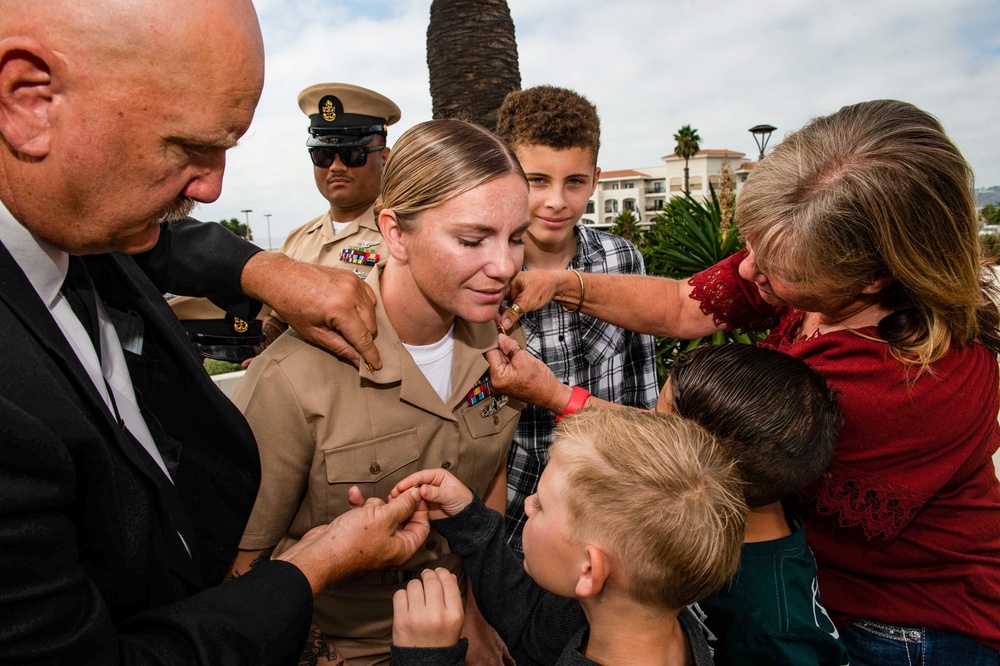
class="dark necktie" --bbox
[62,256,102,359]
[61,257,196,562]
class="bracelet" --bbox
[561,269,585,313]
[556,386,591,422]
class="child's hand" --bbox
[347,485,365,509]
[392,568,465,648]
[391,469,474,520]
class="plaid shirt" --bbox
[505,223,658,552]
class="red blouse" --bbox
[690,249,1000,650]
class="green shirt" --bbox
[692,506,851,666]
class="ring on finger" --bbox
[506,345,522,360]
[508,303,523,318]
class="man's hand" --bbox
[391,469,474,521]
[240,252,381,369]
[392,568,465,649]
[276,488,428,595]
[485,333,572,415]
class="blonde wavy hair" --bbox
[736,99,1000,367]
[374,118,525,232]
[550,408,746,613]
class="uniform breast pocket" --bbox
[322,429,421,515]
[461,399,523,492]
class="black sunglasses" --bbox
[308,145,384,169]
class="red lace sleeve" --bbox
[687,249,776,332]
[801,461,934,540]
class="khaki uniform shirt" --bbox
[233,263,524,664]
[279,206,383,277]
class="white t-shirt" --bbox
[402,324,456,402]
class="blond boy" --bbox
[389,408,746,665]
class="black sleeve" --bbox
[390,638,469,666]
[0,394,313,665]
[132,217,263,319]
[433,496,587,666]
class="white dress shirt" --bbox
[0,202,173,481]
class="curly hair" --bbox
[496,85,600,163]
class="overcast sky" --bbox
[198,0,1000,249]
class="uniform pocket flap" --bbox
[323,429,420,485]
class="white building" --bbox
[586,150,755,229]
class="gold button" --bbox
[324,246,332,252]
[493,415,499,425]
[441,461,452,470]
[370,462,381,475]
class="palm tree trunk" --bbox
[427,0,521,133]
[683,162,690,196]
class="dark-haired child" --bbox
[661,344,851,666]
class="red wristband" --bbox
[556,386,591,422]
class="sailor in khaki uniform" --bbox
[169,84,399,354]
[278,82,401,278]
[229,118,532,665]
[233,264,524,664]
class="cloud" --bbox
[199,0,1000,246]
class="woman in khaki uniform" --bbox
[229,119,530,665]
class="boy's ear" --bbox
[589,167,601,196]
[0,37,58,157]
[378,209,409,263]
[575,544,610,599]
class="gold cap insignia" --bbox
[322,99,337,122]
[233,317,249,333]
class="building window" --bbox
[586,202,595,214]
[623,182,634,189]
[653,182,664,193]
[624,199,636,212]
[654,199,664,210]
[604,200,619,214]
[670,177,682,192]
[689,176,703,191]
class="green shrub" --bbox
[641,186,767,382]
[204,358,243,375]
[981,232,1000,262]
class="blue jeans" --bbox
[842,619,1000,666]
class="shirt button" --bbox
[324,246,332,252]
[441,461,452,470]
[370,462,381,475]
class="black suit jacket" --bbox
[0,220,312,664]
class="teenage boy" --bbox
[661,344,851,666]
[388,408,747,665]
[495,86,657,552]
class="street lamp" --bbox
[264,214,272,251]
[240,209,253,241]
[748,124,777,161]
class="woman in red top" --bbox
[491,99,1000,665]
